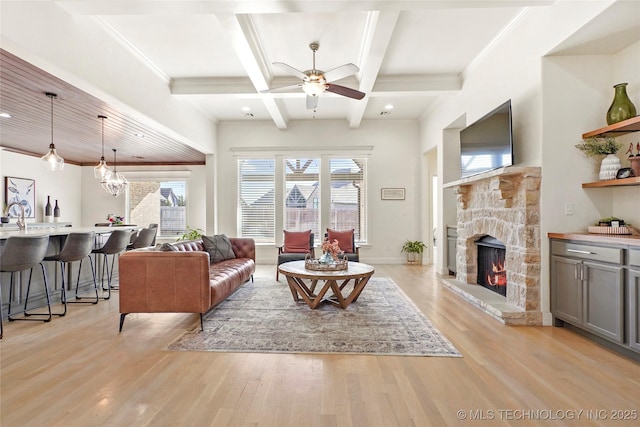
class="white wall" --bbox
[0,150,82,225]
[217,119,422,264]
[420,1,630,325]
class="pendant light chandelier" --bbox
[102,149,128,197]
[94,115,111,180]
[40,92,64,171]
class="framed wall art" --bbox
[381,188,405,200]
[4,176,36,218]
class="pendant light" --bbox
[94,115,111,180]
[40,92,64,171]
[102,149,128,197]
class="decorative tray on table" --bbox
[304,254,348,271]
[587,225,631,235]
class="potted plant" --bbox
[401,240,427,265]
[575,137,623,180]
[177,226,205,241]
[1,204,9,224]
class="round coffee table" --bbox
[277,260,375,309]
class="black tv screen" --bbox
[460,100,513,178]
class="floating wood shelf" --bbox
[582,176,640,188]
[582,116,640,139]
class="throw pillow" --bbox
[201,234,236,263]
[327,228,354,253]
[160,242,178,252]
[283,230,311,253]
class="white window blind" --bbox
[284,158,320,238]
[237,158,275,243]
[329,158,367,242]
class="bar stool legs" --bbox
[69,256,98,304]
[8,264,53,322]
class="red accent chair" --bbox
[325,228,360,262]
[277,230,315,280]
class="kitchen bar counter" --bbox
[548,232,640,248]
[0,225,138,240]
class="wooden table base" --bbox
[285,275,373,309]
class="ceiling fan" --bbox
[261,43,366,109]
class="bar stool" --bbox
[91,229,131,300]
[126,227,157,250]
[43,232,98,313]
[0,235,52,323]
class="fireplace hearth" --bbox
[443,166,542,325]
[476,236,506,296]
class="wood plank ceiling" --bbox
[0,49,206,166]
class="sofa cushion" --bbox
[202,234,236,263]
[327,228,354,253]
[283,230,311,253]
[160,242,178,251]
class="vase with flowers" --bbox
[575,137,623,181]
[319,238,342,264]
[107,213,124,225]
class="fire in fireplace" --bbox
[475,236,507,296]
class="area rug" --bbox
[167,276,462,357]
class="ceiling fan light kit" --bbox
[263,42,366,109]
[40,92,65,172]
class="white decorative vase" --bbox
[599,154,622,181]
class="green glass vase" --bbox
[606,83,637,125]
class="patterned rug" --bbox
[167,276,462,357]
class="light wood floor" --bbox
[1,264,639,426]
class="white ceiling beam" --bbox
[57,1,554,16]
[216,13,288,129]
[348,10,399,128]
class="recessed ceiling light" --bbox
[134,132,145,138]
[241,106,251,112]
[0,112,11,118]
[384,104,395,110]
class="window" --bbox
[128,180,186,237]
[284,158,320,237]
[330,158,367,241]
[237,158,275,243]
[237,156,367,244]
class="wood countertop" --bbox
[548,232,640,248]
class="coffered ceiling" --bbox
[1,1,638,166]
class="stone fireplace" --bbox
[444,167,542,325]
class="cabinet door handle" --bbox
[567,249,594,255]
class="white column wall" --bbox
[217,119,421,264]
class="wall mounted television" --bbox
[460,100,513,178]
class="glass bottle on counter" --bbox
[45,196,53,223]
[54,199,60,222]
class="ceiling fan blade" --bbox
[259,84,302,94]
[323,63,359,82]
[273,62,308,80]
[306,95,319,110]
[325,84,366,100]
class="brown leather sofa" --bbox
[118,238,255,331]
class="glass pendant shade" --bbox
[41,92,64,171]
[41,143,64,171]
[102,149,128,197]
[94,115,111,180]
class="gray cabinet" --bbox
[446,226,457,275]
[550,240,625,345]
[628,249,640,352]
[551,255,582,324]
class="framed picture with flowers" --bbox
[4,176,36,218]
